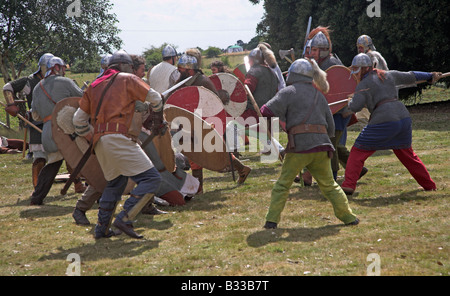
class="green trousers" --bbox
[265,152,357,225]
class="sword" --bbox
[328,98,350,107]
[161,76,195,99]
[302,16,312,57]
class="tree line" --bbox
[249,0,450,99]
[1,0,121,82]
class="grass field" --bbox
[0,70,449,277]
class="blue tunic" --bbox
[354,117,412,151]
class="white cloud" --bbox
[109,0,264,54]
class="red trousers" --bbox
[342,146,436,191]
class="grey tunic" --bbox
[32,76,83,153]
[245,64,279,109]
[265,81,335,152]
[348,70,415,125]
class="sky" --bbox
[109,0,265,55]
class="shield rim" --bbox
[322,65,358,114]
[163,104,230,172]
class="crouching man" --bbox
[73,50,164,239]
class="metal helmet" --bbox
[350,53,373,75]
[101,54,112,68]
[249,48,264,64]
[286,59,315,85]
[310,31,331,59]
[357,35,376,52]
[45,57,66,77]
[177,54,198,70]
[310,32,330,49]
[108,49,133,65]
[162,45,178,59]
[34,53,54,75]
[288,59,314,78]
[97,54,112,77]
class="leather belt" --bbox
[375,97,398,109]
[95,122,128,134]
[288,124,327,135]
[43,115,52,123]
[370,98,398,121]
[94,122,138,143]
[287,124,327,150]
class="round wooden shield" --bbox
[166,86,227,135]
[163,105,230,172]
[209,73,247,118]
[51,97,108,192]
[322,65,358,114]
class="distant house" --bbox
[226,45,244,54]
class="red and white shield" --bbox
[165,86,227,135]
[209,73,247,118]
[321,65,358,114]
[233,63,248,84]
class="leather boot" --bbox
[358,167,368,180]
[232,157,251,185]
[95,205,119,239]
[141,201,168,215]
[72,208,90,225]
[32,158,46,188]
[113,219,143,239]
[302,170,312,186]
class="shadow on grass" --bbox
[16,193,80,218]
[204,163,279,184]
[348,189,445,207]
[174,188,231,212]
[38,238,161,262]
[246,224,343,248]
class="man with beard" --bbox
[341,53,438,195]
[73,50,165,239]
[356,35,388,70]
[301,27,367,184]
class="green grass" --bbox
[0,73,449,276]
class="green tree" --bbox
[0,0,122,83]
[250,0,450,99]
[204,46,222,58]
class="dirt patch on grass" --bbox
[407,100,450,113]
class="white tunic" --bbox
[95,134,153,181]
[149,61,180,93]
